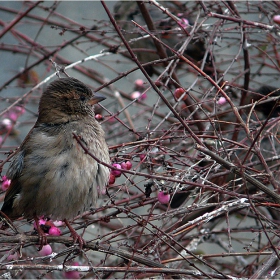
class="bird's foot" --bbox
[34,216,48,251]
[64,219,86,249]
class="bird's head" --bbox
[37,77,106,124]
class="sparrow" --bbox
[114,1,209,76]
[1,77,111,247]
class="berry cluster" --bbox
[109,161,132,185]
[33,218,62,256]
[130,79,147,101]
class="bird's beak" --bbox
[88,93,106,105]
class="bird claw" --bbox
[37,234,48,251]
[64,219,86,249]
[34,216,48,251]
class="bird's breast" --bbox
[15,121,110,220]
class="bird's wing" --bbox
[7,149,25,180]
[1,150,25,217]
[1,126,33,218]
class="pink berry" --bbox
[273,15,280,24]
[1,176,11,191]
[1,119,12,131]
[121,162,127,170]
[4,107,25,122]
[140,93,147,100]
[95,114,103,121]
[39,244,52,256]
[1,175,7,182]
[111,163,122,177]
[217,96,227,105]
[33,218,46,230]
[131,91,141,99]
[109,173,116,185]
[134,79,145,88]
[53,220,64,227]
[157,191,170,204]
[125,161,132,170]
[64,262,80,279]
[131,91,147,100]
[49,226,61,236]
[8,112,18,122]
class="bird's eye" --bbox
[80,95,86,101]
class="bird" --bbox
[250,85,280,118]
[0,77,111,247]
[113,1,209,76]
